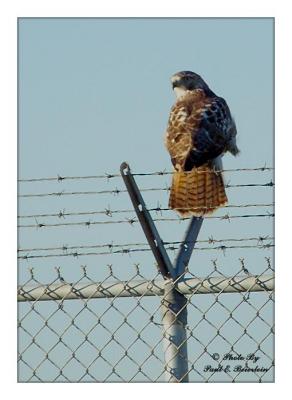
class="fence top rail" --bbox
[18,273,274,302]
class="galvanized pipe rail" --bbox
[17,274,274,302]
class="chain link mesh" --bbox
[18,167,274,382]
[18,257,274,382]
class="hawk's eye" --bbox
[172,81,180,89]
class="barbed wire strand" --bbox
[17,203,274,220]
[17,243,274,260]
[18,181,275,199]
[18,166,274,183]
[17,212,275,229]
[18,242,274,260]
[17,235,274,253]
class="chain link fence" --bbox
[18,166,274,382]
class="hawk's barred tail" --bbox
[169,165,228,217]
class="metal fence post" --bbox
[161,280,189,382]
[120,162,203,383]
[162,217,203,382]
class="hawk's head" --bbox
[171,71,210,99]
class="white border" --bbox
[1,0,290,397]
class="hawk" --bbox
[165,71,239,217]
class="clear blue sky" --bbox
[19,18,273,177]
[18,18,274,382]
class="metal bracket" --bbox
[120,162,175,279]
[120,162,203,280]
